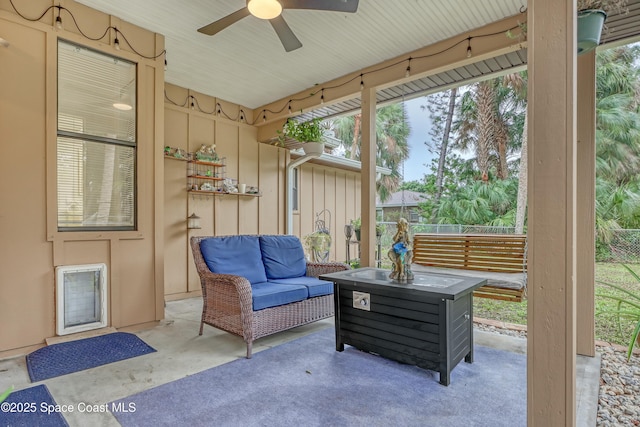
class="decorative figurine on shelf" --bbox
[195,144,219,162]
[388,218,414,282]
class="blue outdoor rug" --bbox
[0,384,68,426]
[26,332,156,382]
[112,328,526,427]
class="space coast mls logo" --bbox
[110,402,137,413]
[24,401,137,415]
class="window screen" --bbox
[57,40,136,230]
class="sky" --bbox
[402,97,436,182]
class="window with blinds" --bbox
[57,40,137,231]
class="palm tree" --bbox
[331,104,410,202]
[594,45,640,250]
[595,46,640,186]
[375,104,410,201]
[475,80,496,180]
[435,179,517,226]
[499,72,528,234]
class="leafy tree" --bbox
[400,180,430,193]
[424,88,458,221]
[416,154,479,221]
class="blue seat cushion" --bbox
[200,236,267,285]
[259,235,307,280]
[251,281,309,311]
[270,276,334,298]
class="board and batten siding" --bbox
[0,0,165,354]
[163,83,361,299]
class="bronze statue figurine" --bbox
[388,218,414,282]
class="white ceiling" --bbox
[75,0,525,109]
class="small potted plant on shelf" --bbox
[577,0,627,54]
[277,118,325,155]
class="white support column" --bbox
[360,87,377,267]
[577,51,597,357]
[528,0,577,425]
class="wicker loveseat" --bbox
[190,234,349,358]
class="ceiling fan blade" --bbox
[197,7,251,36]
[280,0,359,13]
[270,16,303,52]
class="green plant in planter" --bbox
[506,0,627,47]
[596,263,640,361]
[351,218,384,240]
[303,231,332,262]
[577,0,627,13]
[576,0,627,54]
[351,218,361,241]
[276,118,325,146]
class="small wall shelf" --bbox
[164,154,189,162]
[187,158,226,192]
[188,190,261,197]
[187,175,224,181]
[177,151,260,197]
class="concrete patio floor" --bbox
[0,297,601,426]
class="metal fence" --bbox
[600,229,640,262]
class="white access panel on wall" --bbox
[55,263,108,336]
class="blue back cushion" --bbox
[200,236,267,284]
[259,235,307,279]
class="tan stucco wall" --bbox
[163,83,361,298]
[0,1,165,353]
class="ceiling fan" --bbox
[197,0,359,52]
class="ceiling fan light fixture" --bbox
[248,0,282,20]
[113,92,133,111]
[113,102,133,111]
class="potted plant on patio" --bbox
[577,0,627,54]
[303,230,332,262]
[352,218,361,241]
[507,0,627,54]
[277,118,325,155]
[351,218,384,241]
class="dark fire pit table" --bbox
[320,267,486,386]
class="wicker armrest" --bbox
[306,261,350,278]
[198,271,253,311]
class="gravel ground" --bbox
[474,321,640,426]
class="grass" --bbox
[473,262,640,347]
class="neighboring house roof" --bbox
[376,191,427,208]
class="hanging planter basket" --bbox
[302,142,325,156]
[577,9,607,55]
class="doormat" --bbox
[0,384,69,426]
[26,332,156,382]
